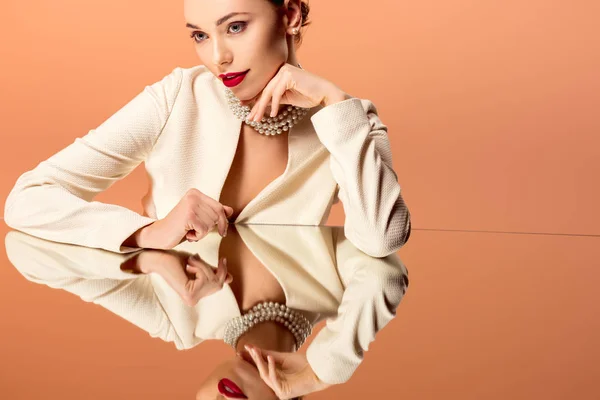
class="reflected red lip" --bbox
[218,378,248,399]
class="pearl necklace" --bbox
[223,63,309,136]
[224,88,309,136]
[223,301,313,351]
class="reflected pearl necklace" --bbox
[223,301,313,351]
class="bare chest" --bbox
[219,227,286,311]
[219,124,289,221]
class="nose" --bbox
[212,37,232,67]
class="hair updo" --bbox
[269,0,311,47]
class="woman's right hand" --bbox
[244,344,333,399]
[141,188,234,250]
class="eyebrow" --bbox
[186,12,250,30]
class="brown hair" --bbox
[269,0,311,47]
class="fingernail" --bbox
[244,344,250,351]
[223,258,227,266]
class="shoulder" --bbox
[148,64,217,95]
[178,64,217,85]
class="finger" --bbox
[185,264,202,278]
[185,264,205,280]
[189,209,215,241]
[267,355,278,383]
[186,230,199,241]
[269,79,288,118]
[201,203,227,237]
[199,202,229,237]
[185,256,208,275]
[225,273,233,284]
[247,92,262,121]
[248,95,261,121]
[197,194,232,226]
[252,73,283,122]
[187,256,216,282]
[214,257,228,284]
[196,203,220,232]
[187,212,209,241]
[223,205,234,218]
[256,348,286,364]
[247,346,270,382]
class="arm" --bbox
[305,227,410,385]
[311,97,411,257]
[3,67,183,253]
[4,230,187,349]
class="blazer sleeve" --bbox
[305,228,410,384]
[310,97,411,257]
[4,230,186,349]
[3,67,184,253]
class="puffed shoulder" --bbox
[143,66,184,112]
[178,64,220,87]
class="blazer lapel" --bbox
[200,74,329,222]
[235,104,330,222]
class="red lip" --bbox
[219,70,250,88]
[219,70,249,80]
[218,378,248,399]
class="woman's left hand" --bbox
[244,63,349,122]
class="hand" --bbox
[244,344,332,399]
[184,254,233,305]
[121,250,232,306]
[244,63,348,122]
[139,188,234,250]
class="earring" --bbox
[292,28,299,35]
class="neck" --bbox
[235,320,296,353]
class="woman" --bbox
[4,0,411,258]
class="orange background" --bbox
[1,0,599,398]
[2,0,599,234]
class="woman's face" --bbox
[195,354,278,399]
[184,0,296,104]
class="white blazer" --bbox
[4,65,411,257]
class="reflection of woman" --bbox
[6,224,409,399]
[4,0,411,259]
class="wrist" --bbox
[307,363,333,392]
[321,86,350,107]
[135,222,156,248]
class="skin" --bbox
[184,0,303,116]
[196,321,297,399]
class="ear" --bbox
[283,0,303,32]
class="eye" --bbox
[228,21,247,34]
[189,21,248,44]
[189,31,207,43]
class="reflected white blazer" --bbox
[5,224,410,385]
[4,65,411,257]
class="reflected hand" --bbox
[244,344,332,399]
[184,254,233,305]
[121,250,232,306]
